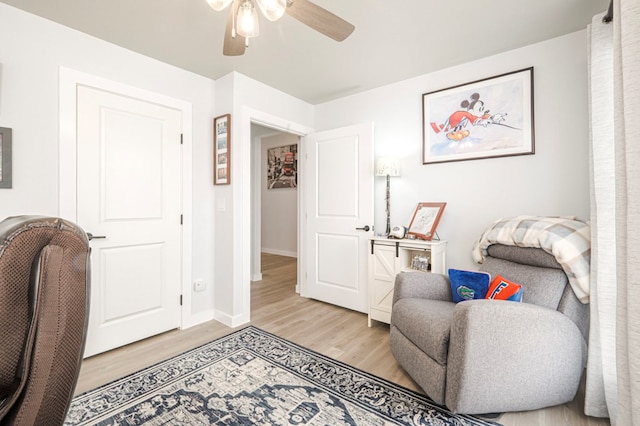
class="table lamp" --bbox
[375,157,400,236]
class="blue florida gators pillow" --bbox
[448,269,491,303]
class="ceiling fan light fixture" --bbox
[237,0,260,38]
[255,0,286,21]
[206,0,233,12]
[221,0,355,56]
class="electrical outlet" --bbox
[193,280,206,292]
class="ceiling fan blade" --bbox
[286,0,354,42]
[223,1,246,56]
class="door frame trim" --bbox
[238,107,313,324]
[58,67,194,328]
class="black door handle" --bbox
[87,232,107,241]
[355,225,371,232]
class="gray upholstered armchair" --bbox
[390,243,589,414]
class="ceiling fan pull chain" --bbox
[232,0,237,38]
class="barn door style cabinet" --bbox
[368,237,447,326]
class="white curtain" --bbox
[586,1,640,424]
[586,10,616,421]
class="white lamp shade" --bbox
[206,0,233,11]
[237,0,260,38]
[256,0,287,21]
[375,157,400,177]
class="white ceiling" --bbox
[1,0,609,104]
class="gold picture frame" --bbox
[408,202,446,240]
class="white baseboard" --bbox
[252,273,263,281]
[261,248,297,258]
[182,309,215,329]
[213,309,250,328]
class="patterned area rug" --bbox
[66,326,500,425]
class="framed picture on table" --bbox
[408,202,446,240]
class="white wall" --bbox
[315,30,591,271]
[0,3,216,319]
[261,133,298,257]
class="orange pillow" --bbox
[486,275,523,302]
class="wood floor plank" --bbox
[75,253,610,426]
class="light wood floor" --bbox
[76,253,610,426]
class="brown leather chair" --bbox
[0,216,90,425]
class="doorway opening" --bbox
[250,124,300,293]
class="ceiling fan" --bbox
[206,0,355,56]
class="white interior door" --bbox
[304,123,374,312]
[77,85,183,357]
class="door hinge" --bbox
[180,214,183,225]
[180,295,183,306]
[180,133,183,145]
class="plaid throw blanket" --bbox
[472,216,591,303]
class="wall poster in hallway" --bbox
[267,144,297,189]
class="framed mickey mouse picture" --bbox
[422,67,535,164]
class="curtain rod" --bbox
[603,0,613,23]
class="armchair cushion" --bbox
[446,299,586,413]
[391,299,455,364]
[480,256,567,308]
